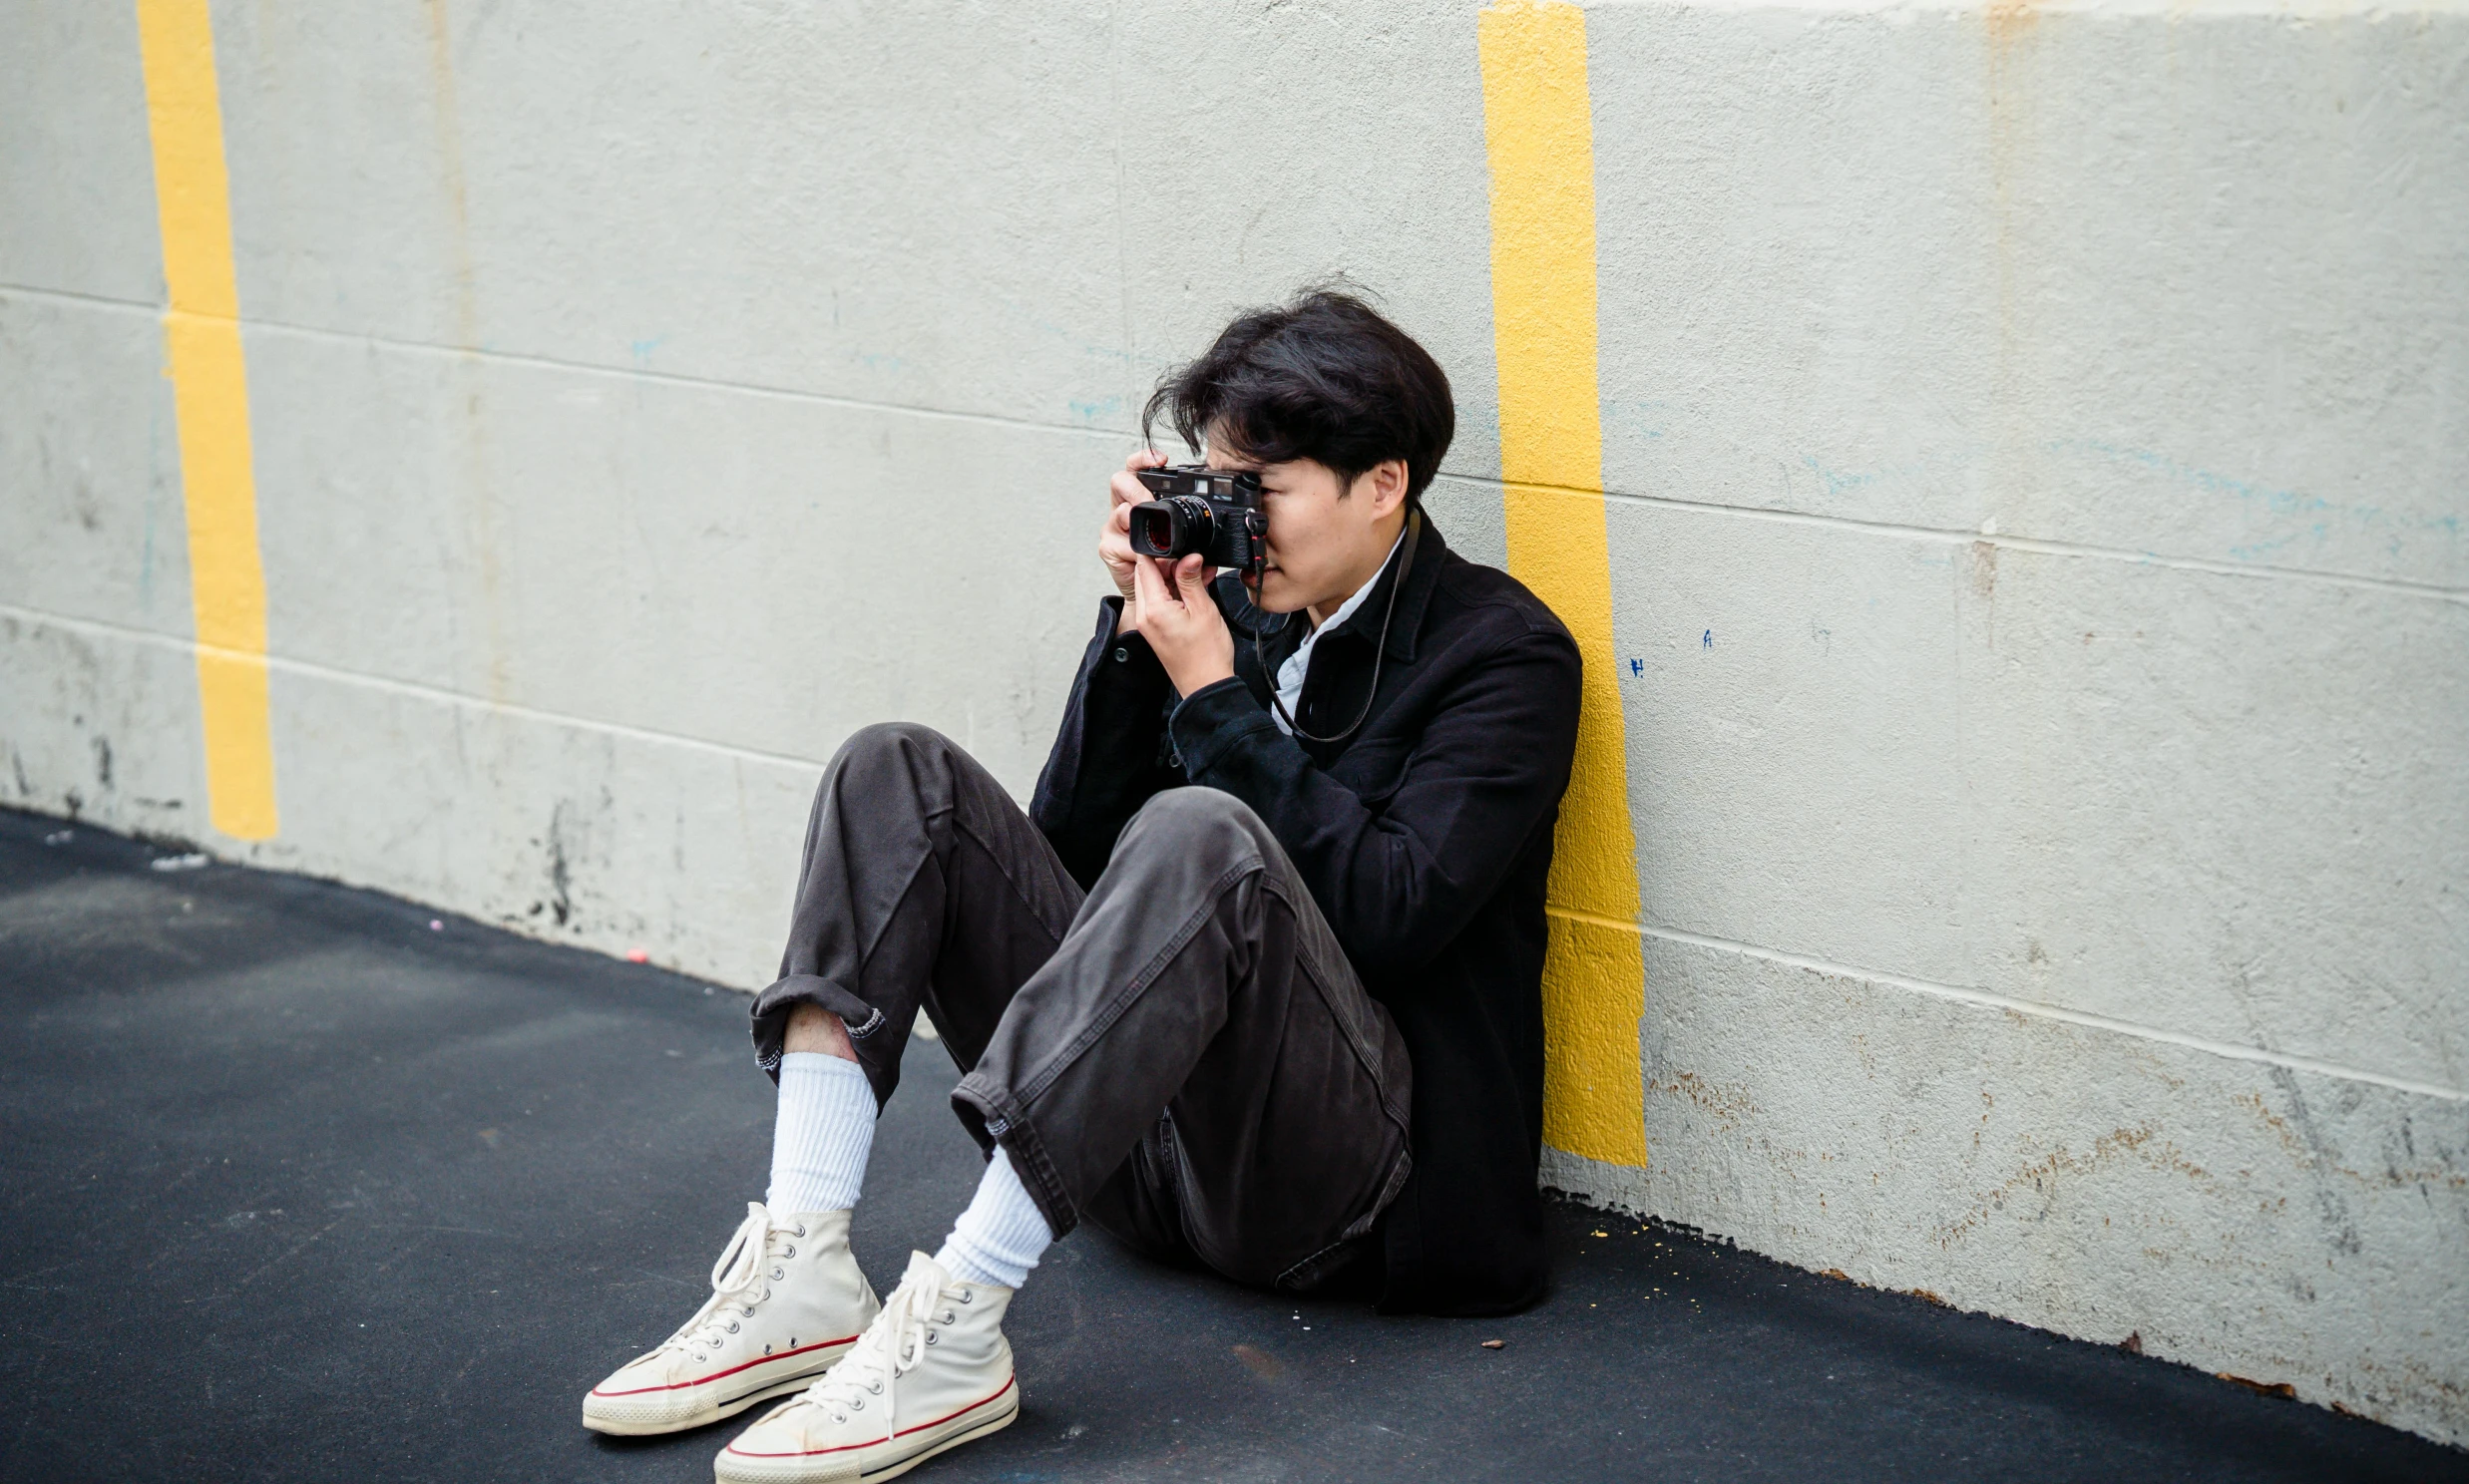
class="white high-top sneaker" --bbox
[583,1204,880,1436]
[713,1251,1019,1483]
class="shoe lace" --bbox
[804,1271,958,1442]
[659,1205,801,1360]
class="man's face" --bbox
[1204,446,1406,616]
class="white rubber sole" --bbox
[857,1396,1018,1484]
[583,1348,852,1437]
[713,1386,1020,1484]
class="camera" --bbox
[1128,465,1266,573]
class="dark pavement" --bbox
[1,807,2458,1483]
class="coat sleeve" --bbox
[1164,621,1583,979]
[1029,598,1181,890]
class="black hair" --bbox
[1141,287,1455,505]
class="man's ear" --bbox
[1365,459,1411,519]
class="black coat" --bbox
[1029,516,1583,1315]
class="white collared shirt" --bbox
[1272,530,1408,737]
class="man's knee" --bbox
[815,721,961,819]
[1118,787,1270,869]
[836,720,952,769]
[827,721,955,783]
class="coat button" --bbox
[1112,646,1129,663]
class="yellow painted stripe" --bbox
[1478,0,1647,1168]
[137,0,278,841]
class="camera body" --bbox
[1129,465,1266,573]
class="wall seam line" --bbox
[1547,906,2466,1102]
[0,601,834,777]
[1447,474,2469,605]
[15,281,2459,605]
[0,282,1134,448]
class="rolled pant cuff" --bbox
[950,1071,1079,1242]
[750,973,887,1082]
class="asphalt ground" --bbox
[2,807,2458,1483]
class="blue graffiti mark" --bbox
[1601,396,1674,443]
[627,335,667,364]
[2228,532,2303,561]
[2056,438,2319,515]
[2052,438,2461,563]
[1068,394,1125,424]
[1629,657,1644,677]
[1777,446,1971,511]
[1702,629,1714,649]
[1801,455,1877,499]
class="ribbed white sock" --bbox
[935,1145,1053,1291]
[766,1051,877,1215]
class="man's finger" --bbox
[1174,554,1208,592]
[1130,551,1170,609]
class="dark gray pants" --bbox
[751,723,1413,1292]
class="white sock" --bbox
[934,1145,1052,1290]
[766,1051,877,1215]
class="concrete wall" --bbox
[5,0,2462,1445]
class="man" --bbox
[583,289,1582,1482]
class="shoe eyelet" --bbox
[832,1412,847,1423]
[764,1344,773,1355]
[783,1245,796,1258]
[925,1332,938,1345]
[771,1268,785,1281]
[868,1381,882,1394]
[942,1310,956,1323]
[850,1399,864,1410]
[728,1321,740,1333]
[794,1224,806,1237]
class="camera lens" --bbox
[1131,497,1214,558]
[1133,506,1174,555]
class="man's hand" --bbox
[1101,449,1168,631]
[1131,552,1236,698]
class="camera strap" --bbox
[1256,510,1421,747]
